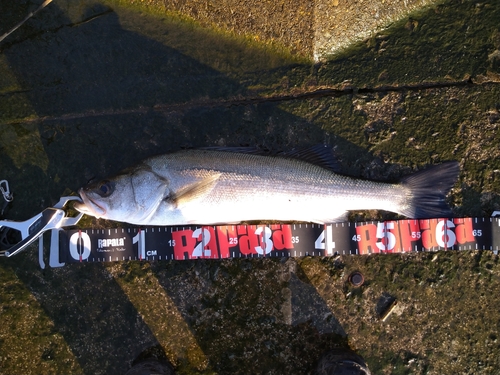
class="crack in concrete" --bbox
[0,9,114,52]
[3,77,499,126]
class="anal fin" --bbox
[309,211,348,224]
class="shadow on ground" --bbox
[2,0,500,374]
[0,2,354,374]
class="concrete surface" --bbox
[1,0,500,374]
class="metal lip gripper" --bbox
[0,196,83,258]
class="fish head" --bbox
[74,166,169,224]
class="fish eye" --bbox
[97,180,114,197]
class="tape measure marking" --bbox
[47,217,500,266]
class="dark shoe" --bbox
[125,358,176,375]
[315,348,371,375]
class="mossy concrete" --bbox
[0,0,500,374]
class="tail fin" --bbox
[398,161,459,218]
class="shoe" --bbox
[315,348,371,375]
[124,358,176,375]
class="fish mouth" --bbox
[74,188,106,217]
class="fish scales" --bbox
[74,148,459,225]
[147,151,403,222]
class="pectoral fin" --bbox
[166,173,221,207]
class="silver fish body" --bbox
[74,149,459,225]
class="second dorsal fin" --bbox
[201,144,341,172]
[282,144,341,172]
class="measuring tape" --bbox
[39,217,500,268]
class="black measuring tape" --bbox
[40,217,500,268]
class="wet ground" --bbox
[1,0,500,374]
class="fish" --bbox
[74,146,459,225]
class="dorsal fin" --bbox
[201,144,341,172]
[283,144,341,173]
[199,146,264,155]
